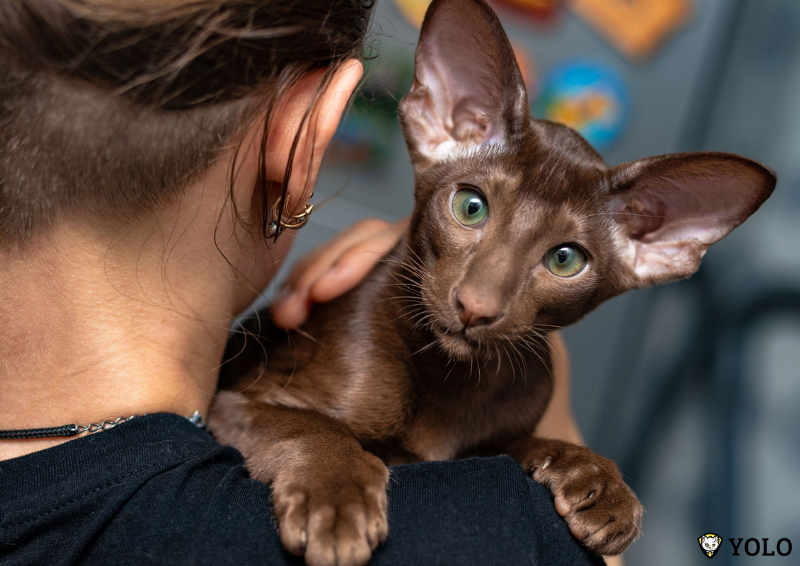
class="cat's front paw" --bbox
[270,451,389,566]
[525,441,643,556]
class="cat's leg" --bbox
[209,390,389,566]
[507,436,643,556]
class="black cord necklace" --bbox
[0,411,205,440]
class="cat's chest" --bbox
[401,358,553,461]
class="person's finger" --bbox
[279,219,391,295]
[271,219,396,327]
[270,287,310,330]
[309,228,402,303]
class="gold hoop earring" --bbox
[266,194,314,237]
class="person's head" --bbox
[0,0,371,314]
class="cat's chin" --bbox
[432,327,480,361]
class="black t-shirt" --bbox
[0,413,603,565]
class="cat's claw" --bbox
[526,441,643,556]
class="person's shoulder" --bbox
[0,415,294,566]
[83,439,290,564]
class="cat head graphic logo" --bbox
[699,533,723,558]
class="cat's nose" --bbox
[454,288,503,328]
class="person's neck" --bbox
[0,215,277,461]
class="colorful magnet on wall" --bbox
[491,0,563,25]
[533,61,629,150]
[393,0,432,28]
[569,0,692,60]
[327,57,415,169]
[328,115,393,168]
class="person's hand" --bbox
[271,218,409,329]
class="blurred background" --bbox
[264,0,800,563]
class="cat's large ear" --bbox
[399,0,529,168]
[608,152,776,287]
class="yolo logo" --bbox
[699,534,723,558]
[698,533,793,559]
[730,537,793,557]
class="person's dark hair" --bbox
[0,0,374,248]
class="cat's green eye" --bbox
[546,245,587,277]
[452,188,488,226]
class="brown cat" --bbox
[209,0,776,564]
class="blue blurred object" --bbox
[533,60,629,149]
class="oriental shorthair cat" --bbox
[210,0,776,564]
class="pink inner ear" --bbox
[399,0,529,161]
[612,175,760,247]
[451,99,492,143]
[415,31,508,147]
[607,152,775,286]
[611,190,712,284]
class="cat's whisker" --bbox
[377,266,407,288]
[510,342,528,386]
[393,310,421,324]
[380,279,421,288]
[392,261,427,278]
[383,289,423,300]
[442,362,455,382]
[293,327,321,345]
[410,308,435,322]
[475,349,482,389]
[521,326,556,346]
[501,343,516,383]
[393,255,428,274]
[499,341,511,381]
[530,323,563,330]
[409,312,437,330]
[520,332,548,352]
[377,259,431,292]
[372,294,419,307]
[517,333,541,353]
[379,284,421,294]
[521,338,552,380]
[395,302,426,315]
[511,342,525,384]
[387,271,423,287]
[401,243,428,273]
[410,340,438,356]
[385,264,427,283]
[382,299,424,316]
[380,255,430,281]
[391,301,423,314]
[508,333,547,379]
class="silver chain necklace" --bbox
[0,411,205,440]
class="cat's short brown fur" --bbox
[209,0,776,564]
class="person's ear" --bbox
[264,59,363,210]
[607,152,776,288]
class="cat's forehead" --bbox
[439,135,606,207]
